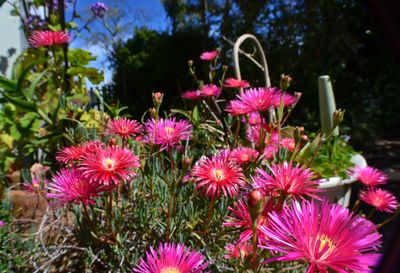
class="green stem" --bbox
[367,208,376,219]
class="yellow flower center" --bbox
[317,234,335,253]
[160,267,181,273]
[212,169,225,181]
[165,127,175,136]
[103,158,116,171]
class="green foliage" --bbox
[0,201,31,273]
[310,136,356,178]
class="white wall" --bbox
[0,1,27,78]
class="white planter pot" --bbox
[318,154,367,207]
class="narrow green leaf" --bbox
[26,68,49,100]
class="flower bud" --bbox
[109,137,116,146]
[152,92,163,108]
[248,190,264,222]
[222,65,228,72]
[332,109,345,128]
[182,157,192,170]
[280,74,293,91]
[188,60,194,67]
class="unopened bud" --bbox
[280,74,293,91]
[109,138,116,146]
[248,190,264,222]
[332,109,345,128]
[152,92,163,108]
[182,157,192,170]
[222,65,228,72]
[188,60,194,67]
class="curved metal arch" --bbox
[233,34,271,88]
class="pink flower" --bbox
[348,166,388,187]
[224,199,273,242]
[262,145,278,160]
[56,145,86,164]
[133,242,209,273]
[360,188,398,213]
[0,220,6,227]
[224,78,250,88]
[144,118,192,150]
[225,100,250,116]
[280,138,295,151]
[79,146,139,186]
[259,200,382,273]
[200,50,218,61]
[182,90,201,100]
[191,153,245,199]
[56,141,103,164]
[47,168,111,206]
[225,87,296,116]
[28,30,70,48]
[200,84,220,97]
[245,112,266,125]
[230,147,259,165]
[272,92,297,107]
[224,241,253,260]
[253,161,320,199]
[105,117,143,139]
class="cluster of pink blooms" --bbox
[28,30,70,48]
[48,142,139,206]
[225,87,296,115]
[182,84,221,100]
[349,166,398,213]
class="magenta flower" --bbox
[225,100,250,116]
[105,117,143,139]
[28,30,70,48]
[56,141,102,164]
[182,90,201,100]
[133,242,209,273]
[225,87,296,115]
[360,188,398,213]
[224,199,272,242]
[56,145,85,164]
[253,161,320,199]
[47,168,111,206]
[200,84,220,97]
[272,92,297,107]
[79,146,139,186]
[224,241,253,260]
[200,50,218,61]
[0,220,6,227]
[224,78,250,88]
[191,153,245,199]
[259,200,382,273]
[230,147,259,165]
[245,112,266,125]
[348,166,388,187]
[144,118,192,150]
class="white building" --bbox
[0,1,27,77]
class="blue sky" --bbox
[70,0,168,84]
